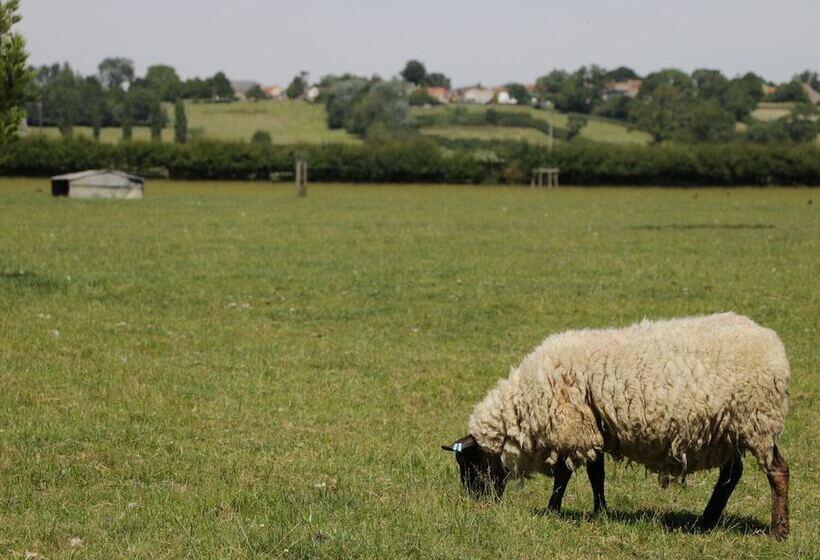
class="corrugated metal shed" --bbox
[51,170,144,199]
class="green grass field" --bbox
[412,105,653,145]
[1,180,817,559]
[25,100,361,145]
[420,125,560,145]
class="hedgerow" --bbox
[1,135,817,185]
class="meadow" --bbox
[24,101,361,145]
[0,179,817,559]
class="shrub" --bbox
[1,136,817,186]
[251,130,272,144]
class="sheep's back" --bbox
[571,313,789,473]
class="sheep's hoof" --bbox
[693,518,718,533]
[770,525,789,540]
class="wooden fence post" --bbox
[295,159,307,197]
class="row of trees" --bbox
[24,57,237,142]
[531,65,817,143]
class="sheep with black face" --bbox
[443,313,791,538]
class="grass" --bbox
[751,102,796,122]
[22,126,162,143]
[412,104,652,145]
[420,125,558,145]
[0,179,818,559]
[24,100,361,145]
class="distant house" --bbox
[495,87,518,105]
[231,80,257,101]
[603,79,642,99]
[460,87,494,105]
[305,85,321,102]
[801,82,820,104]
[263,85,285,100]
[762,83,777,96]
[51,170,144,200]
[425,87,450,104]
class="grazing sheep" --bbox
[443,313,790,539]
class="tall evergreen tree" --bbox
[0,0,33,142]
[174,98,187,143]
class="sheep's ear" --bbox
[441,434,477,453]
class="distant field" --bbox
[421,125,557,145]
[23,126,161,143]
[0,180,817,559]
[752,102,795,122]
[411,105,652,145]
[180,100,360,144]
[25,100,361,145]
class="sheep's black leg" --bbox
[586,453,607,514]
[548,462,572,512]
[696,452,743,531]
[766,445,789,540]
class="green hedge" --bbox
[1,136,818,185]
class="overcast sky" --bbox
[18,0,819,87]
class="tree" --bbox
[408,88,439,106]
[720,76,762,121]
[795,70,820,91]
[325,77,370,129]
[691,69,728,101]
[506,83,531,105]
[149,102,167,141]
[174,99,187,143]
[98,57,134,90]
[50,65,80,137]
[286,71,308,99]
[0,0,32,142]
[250,129,272,144]
[630,84,688,142]
[566,114,588,140]
[768,80,809,102]
[145,64,182,101]
[349,80,410,136]
[424,72,451,89]
[593,95,635,120]
[639,69,694,98]
[684,99,735,142]
[535,66,607,113]
[400,59,426,86]
[210,71,233,101]
[182,77,213,100]
[606,66,640,82]
[245,83,270,101]
[81,76,106,140]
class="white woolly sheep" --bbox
[443,312,790,539]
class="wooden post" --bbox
[295,159,307,197]
[548,120,554,153]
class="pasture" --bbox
[24,100,361,145]
[0,179,817,559]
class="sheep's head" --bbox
[442,434,508,498]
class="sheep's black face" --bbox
[443,435,508,498]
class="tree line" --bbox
[24,57,236,142]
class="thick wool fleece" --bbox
[469,313,789,479]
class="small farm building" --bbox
[51,170,144,199]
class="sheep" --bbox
[443,312,790,539]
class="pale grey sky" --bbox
[18,0,819,86]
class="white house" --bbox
[460,87,494,104]
[305,86,321,102]
[495,88,518,105]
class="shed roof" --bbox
[51,170,143,184]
